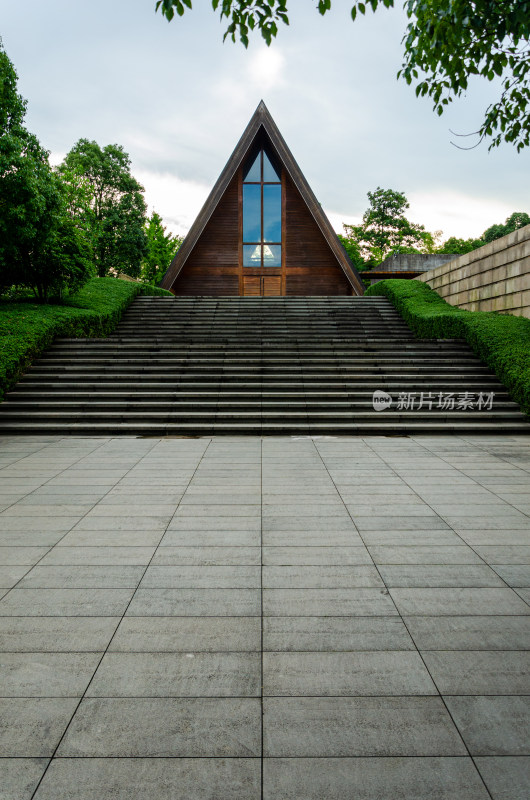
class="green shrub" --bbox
[365,279,530,417]
[0,277,171,400]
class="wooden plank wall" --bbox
[172,171,352,296]
[172,175,240,296]
[284,175,351,296]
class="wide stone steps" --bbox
[0,295,528,434]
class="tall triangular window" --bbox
[242,148,282,268]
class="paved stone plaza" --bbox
[0,433,529,799]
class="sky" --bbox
[1,0,528,241]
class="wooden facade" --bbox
[162,102,364,297]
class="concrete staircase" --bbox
[0,296,528,435]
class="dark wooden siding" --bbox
[172,175,239,296]
[284,175,351,296]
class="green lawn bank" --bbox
[365,279,530,418]
[0,277,171,401]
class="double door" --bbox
[242,275,282,296]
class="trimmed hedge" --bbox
[0,277,171,401]
[365,279,530,417]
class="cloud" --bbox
[408,190,516,239]
[135,169,210,236]
[248,46,285,90]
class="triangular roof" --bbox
[162,101,364,295]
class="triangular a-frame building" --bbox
[162,101,364,296]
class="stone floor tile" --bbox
[491,564,530,587]
[263,516,356,532]
[86,503,178,516]
[423,651,530,694]
[379,564,505,588]
[346,504,436,517]
[263,651,436,695]
[0,617,119,652]
[168,517,260,532]
[57,697,261,757]
[263,757,490,800]
[0,698,78,756]
[361,530,463,546]
[263,588,398,616]
[58,530,163,547]
[262,504,349,517]
[262,565,383,588]
[1,757,49,800]
[390,588,530,615]
[71,516,170,532]
[33,758,261,800]
[405,615,530,650]
[18,565,145,589]
[109,616,261,652]
[160,529,260,546]
[368,545,482,564]
[263,616,414,651]
[0,565,30,588]
[456,530,530,546]
[0,532,68,547]
[140,565,261,588]
[1,504,94,517]
[38,547,156,566]
[475,546,530,564]
[0,517,80,532]
[444,695,530,755]
[353,516,450,531]
[515,587,530,603]
[87,652,261,697]
[0,588,134,616]
[474,756,530,800]
[151,546,261,565]
[126,588,261,616]
[263,696,466,757]
[262,546,372,565]
[0,653,101,697]
[0,546,50,565]
[262,529,364,546]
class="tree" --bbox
[156,1,530,151]
[141,211,183,285]
[58,140,147,277]
[342,187,433,267]
[482,212,530,243]
[0,42,92,301]
[436,236,483,255]
[337,234,365,272]
[435,211,530,255]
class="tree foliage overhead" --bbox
[58,140,147,278]
[156,0,530,151]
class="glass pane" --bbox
[263,151,280,182]
[262,244,281,267]
[243,184,261,242]
[243,152,261,182]
[243,244,262,267]
[263,184,281,242]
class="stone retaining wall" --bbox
[417,224,530,318]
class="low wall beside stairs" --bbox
[416,224,530,318]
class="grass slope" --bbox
[0,277,171,401]
[365,279,530,417]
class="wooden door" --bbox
[242,276,282,296]
[243,276,262,296]
[262,276,282,296]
